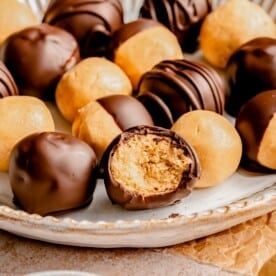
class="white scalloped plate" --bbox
[0,104,275,248]
[0,0,276,245]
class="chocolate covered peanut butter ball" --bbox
[0,23,80,100]
[43,0,124,58]
[137,59,225,128]
[9,132,98,216]
[226,37,276,116]
[140,0,212,52]
[235,90,276,172]
[103,125,200,210]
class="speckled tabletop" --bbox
[0,211,275,276]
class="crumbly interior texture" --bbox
[110,134,192,196]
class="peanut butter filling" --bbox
[110,134,192,196]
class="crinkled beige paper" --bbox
[171,211,276,275]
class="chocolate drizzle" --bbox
[43,0,124,58]
[140,0,212,52]
[137,59,225,127]
[0,61,18,98]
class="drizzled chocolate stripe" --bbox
[43,0,124,57]
[137,59,225,128]
[0,61,18,98]
[140,0,212,52]
[44,0,122,24]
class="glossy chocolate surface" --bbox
[43,0,123,58]
[137,59,225,128]
[103,125,201,210]
[0,60,18,98]
[9,132,98,216]
[226,37,276,116]
[235,90,276,172]
[140,0,212,52]
[137,91,174,129]
[97,94,154,130]
[0,23,80,100]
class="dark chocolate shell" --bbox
[140,0,212,52]
[103,125,201,210]
[43,0,124,58]
[137,59,225,127]
[0,60,18,98]
[9,132,98,216]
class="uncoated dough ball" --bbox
[199,0,276,68]
[0,0,39,45]
[0,96,55,171]
[55,57,132,122]
[110,19,183,89]
[171,110,242,188]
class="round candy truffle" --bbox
[171,110,242,188]
[0,96,55,172]
[72,94,154,160]
[137,59,225,128]
[0,60,18,98]
[43,0,124,58]
[226,37,276,116]
[199,0,276,68]
[140,0,212,53]
[103,125,200,210]
[56,57,132,122]
[109,19,183,89]
[9,132,98,216]
[0,0,39,45]
[235,90,276,171]
[0,23,80,100]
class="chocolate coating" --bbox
[97,94,154,130]
[137,59,225,128]
[108,18,161,60]
[140,0,212,52]
[9,132,98,216]
[0,23,80,100]
[43,0,123,58]
[226,37,276,116]
[0,60,18,98]
[103,125,200,210]
[235,90,276,172]
[137,91,174,129]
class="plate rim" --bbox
[0,183,275,248]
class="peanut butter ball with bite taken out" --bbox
[171,110,242,188]
[103,125,201,210]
